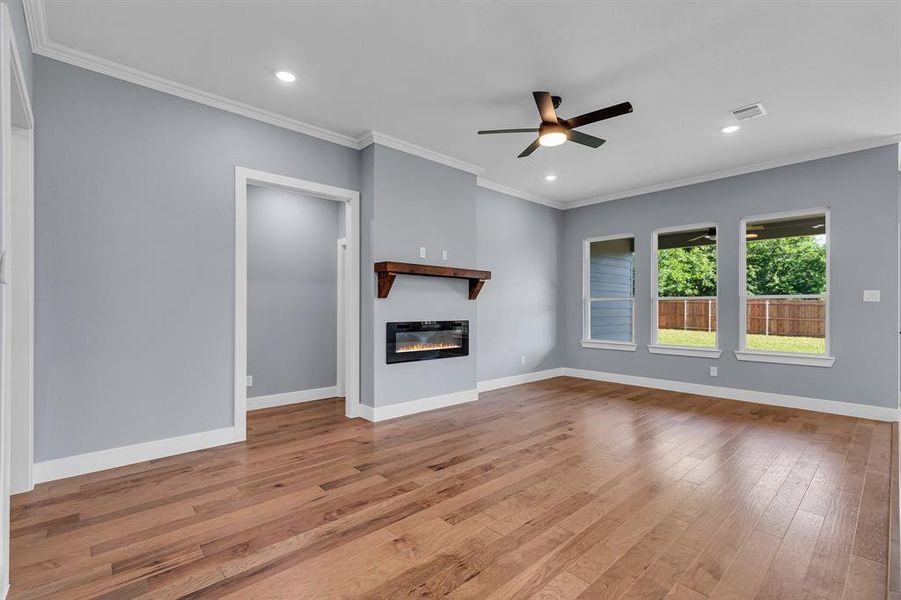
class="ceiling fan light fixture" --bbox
[538,128,568,147]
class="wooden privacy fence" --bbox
[657,298,825,338]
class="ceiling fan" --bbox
[477,91,633,158]
[687,225,764,243]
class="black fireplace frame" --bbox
[386,320,469,364]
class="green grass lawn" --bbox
[656,329,826,354]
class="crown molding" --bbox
[22,0,48,51]
[357,131,483,175]
[23,0,900,212]
[23,0,359,149]
[476,178,564,210]
[564,133,901,210]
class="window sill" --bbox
[581,340,637,352]
[734,350,835,368]
[648,345,721,359]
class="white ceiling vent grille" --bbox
[730,102,767,122]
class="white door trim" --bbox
[235,168,361,438]
[0,3,35,594]
[336,237,347,398]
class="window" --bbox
[737,209,833,367]
[582,235,636,350]
[650,224,720,358]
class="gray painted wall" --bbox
[30,50,898,465]
[247,185,339,398]
[475,187,563,381]
[562,145,900,408]
[362,144,478,407]
[34,57,358,460]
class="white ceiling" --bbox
[36,1,901,206]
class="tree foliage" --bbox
[657,245,716,297]
[745,236,826,295]
[657,236,826,297]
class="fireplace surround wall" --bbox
[386,321,469,364]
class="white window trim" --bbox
[581,340,638,352]
[648,345,721,358]
[649,222,720,359]
[737,207,834,367]
[582,233,636,349]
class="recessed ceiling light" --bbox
[721,125,740,134]
[275,71,297,83]
[545,174,557,182]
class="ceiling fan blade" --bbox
[565,101,633,129]
[568,130,606,149]
[533,91,558,123]
[477,128,540,135]
[518,138,541,158]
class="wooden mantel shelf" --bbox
[374,261,492,299]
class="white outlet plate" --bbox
[246,375,253,387]
[863,290,881,302]
[419,247,426,259]
[520,355,526,365]
[442,250,448,261]
[709,367,717,377]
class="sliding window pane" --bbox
[656,298,717,347]
[590,300,634,342]
[589,238,634,299]
[745,297,826,354]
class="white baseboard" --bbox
[247,386,338,411]
[477,368,565,392]
[32,426,240,484]
[563,367,901,422]
[359,388,478,422]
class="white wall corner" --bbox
[477,368,565,392]
[360,388,478,422]
[358,130,484,175]
[476,178,564,210]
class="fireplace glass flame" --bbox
[397,341,462,353]
[386,321,469,364]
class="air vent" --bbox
[730,102,767,122]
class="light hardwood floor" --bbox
[8,377,896,599]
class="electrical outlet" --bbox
[520,355,526,365]
[246,375,253,387]
[442,250,448,261]
[709,367,717,377]
[419,247,426,259]
[863,290,881,302]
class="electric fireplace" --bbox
[386,321,469,364]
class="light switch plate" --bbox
[863,290,881,302]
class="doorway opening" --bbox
[234,168,360,440]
